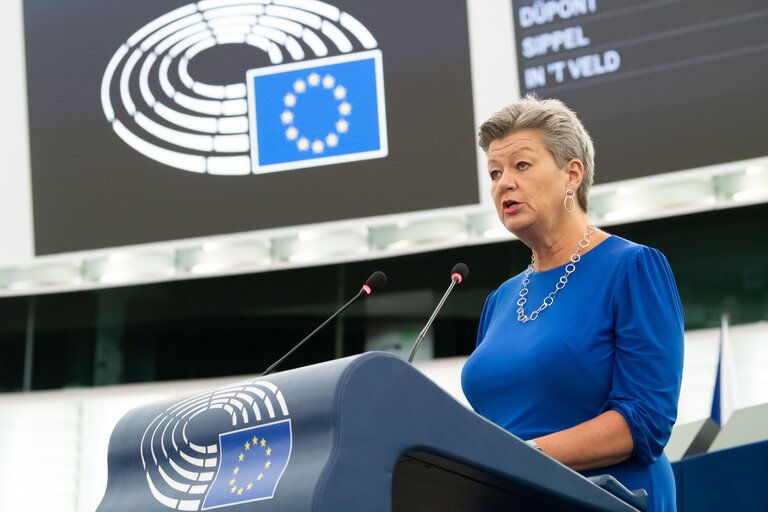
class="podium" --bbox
[97,352,639,511]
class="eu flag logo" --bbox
[202,419,292,509]
[247,50,387,173]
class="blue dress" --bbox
[461,236,684,511]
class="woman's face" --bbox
[486,129,578,236]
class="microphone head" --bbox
[450,263,469,284]
[362,270,387,295]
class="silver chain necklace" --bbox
[516,225,596,323]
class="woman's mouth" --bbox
[502,199,522,214]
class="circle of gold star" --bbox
[281,72,351,155]
[228,435,275,495]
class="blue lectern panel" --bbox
[98,352,638,511]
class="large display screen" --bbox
[23,0,478,255]
[511,0,768,183]
[8,0,768,265]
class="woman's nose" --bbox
[497,169,516,190]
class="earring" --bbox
[563,189,576,213]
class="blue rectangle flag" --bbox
[247,50,387,173]
[202,419,292,509]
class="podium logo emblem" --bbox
[202,420,292,509]
[101,0,386,176]
[140,379,292,510]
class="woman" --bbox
[461,95,684,511]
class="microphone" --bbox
[407,263,469,363]
[362,270,387,295]
[261,271,387,376]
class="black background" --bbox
[24,0,478,255]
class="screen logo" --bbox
[101,0,387,176]
[248,50,386,173]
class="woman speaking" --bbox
[461,96,684,511]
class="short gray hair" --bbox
[478,95,595,212]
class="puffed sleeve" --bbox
[475,290,499,347]
[601,247,684,466]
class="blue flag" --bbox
[202,419,292,509]
[710,353,722,427]
[247,50,387,173]
[710,314,737,427]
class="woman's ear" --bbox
[565,159,584,191]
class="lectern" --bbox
[97,352,640,511]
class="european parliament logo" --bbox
[140,379,292,510]
[101,1,387,176]
[247,50,387,173]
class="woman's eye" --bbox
[489,170,502,180]
[516,162,530,171]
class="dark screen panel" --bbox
[24,0,478,255]
[511,0,768,184]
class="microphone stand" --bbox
[261,289,365,377]
[407,277,460,363]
